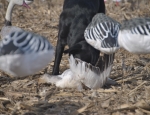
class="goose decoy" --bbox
[0,30,55,77]
[39,55,116,90]
[1,0,33,39]
[84,13,120,54]
[0,0,55,77]
[118,17,150,54]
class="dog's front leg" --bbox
[98,0,105,13]
[52,18,69,75]
[52,39,65,75]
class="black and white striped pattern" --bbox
[0,30,55,77]
[118,17,150,54]
[69,55,113,89]
[121,17,150,35]
[0,30,53,55]
[84,13,120,54]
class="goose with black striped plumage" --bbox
[118,17,150,54]
[81,13,120,89]
[84,13,120,54]
[0,30,54,77]
[0,0,55,77]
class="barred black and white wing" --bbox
[0,30,54,55]
[120,17,150,35]
[118,17,150,54]
[69,55,113,89]
[0,30,55,77]
[84,13,120,54]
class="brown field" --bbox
[0,0,150,114]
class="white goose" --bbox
[0,0,55,77]
[118,17,150,54]
[84,13,120,54]
[1,0,33,39]
[39,55,116,90]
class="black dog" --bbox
[52,0,105,75]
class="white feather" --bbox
[40,69,83,90]
[39,55,116,90]
[69,55,113,89]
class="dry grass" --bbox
[0,0,150,114]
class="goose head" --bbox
[6,0,33,8]
[4,0,33,26]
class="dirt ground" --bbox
[0,0,150,115]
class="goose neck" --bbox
[5,1,15,26]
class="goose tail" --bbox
[69,55,114,89]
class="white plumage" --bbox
[84,13,120,54]
[39,55,116,90]
[69,55,113,89]
[0,30,55,77]
[118,17,150,54]
[40,69,83,90]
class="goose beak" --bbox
[22,1,30,8]
[115,1,119,6]
[22,0,34,8]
